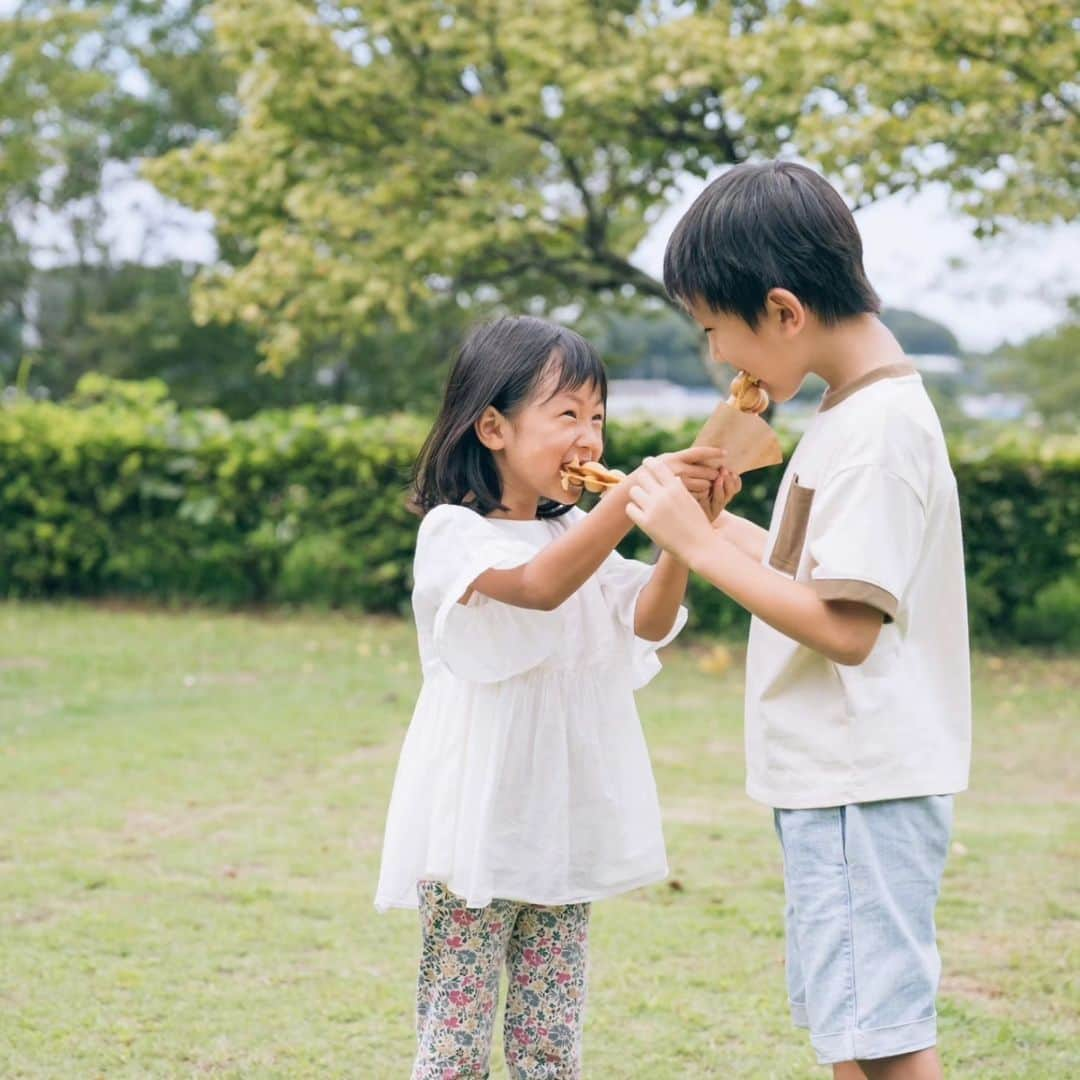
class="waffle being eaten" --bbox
[692,370,783,481]
[559,457,627,494]
[727,371,770,414]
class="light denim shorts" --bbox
[773,796,954,1065]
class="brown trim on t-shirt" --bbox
[819,362,918,413]
[810,577,899,622]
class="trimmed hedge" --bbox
[2,376,1077,644]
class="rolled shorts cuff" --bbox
[789,999,808,1029]
[811,1013,938,1066]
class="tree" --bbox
[3,1,237,262]
[0,6,106,384]
[0,225,32,386]
[144,0,1078,372]
[20,260,467,415]
[25,262,257,408]
[578,303,714,386]
[880,309,960,357]
[1,2,245,397]
[768,0,1078,231]
[989,300,1080,431]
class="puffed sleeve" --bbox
[596,548,687,690]
[806,465,927,623]
[412,506,562,683]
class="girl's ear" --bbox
[766,287,806,335]
[475,406,507,450]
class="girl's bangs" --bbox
[541,333,608,404]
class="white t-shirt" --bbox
[745,363,971,809]
[375,505,684,911]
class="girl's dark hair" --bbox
[411,316,608,518]
[663,160,881,327]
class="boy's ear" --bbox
[766,288,806,335]
[475,406,507,450]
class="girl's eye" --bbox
[592,415,604,423]
[562,410,576,418]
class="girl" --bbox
[375,316,734,1079]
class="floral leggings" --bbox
[412,881,591,1080]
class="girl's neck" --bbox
[487,473,540,520]
[488,496,540,521]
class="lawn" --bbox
[1,603,1077,1078]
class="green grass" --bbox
[1,602,1077,1078]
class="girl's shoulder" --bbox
[420,503,587,537]
[418,503,483,533]
[416,504,488,551]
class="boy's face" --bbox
[685,296,807,404]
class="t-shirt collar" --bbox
[819,361,918,412]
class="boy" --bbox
[625,161,970,1080]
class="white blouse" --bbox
[374,504,685,911]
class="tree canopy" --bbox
[142,0,1078,370]
[990,298,1080,431]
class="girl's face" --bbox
[479,366,605,518]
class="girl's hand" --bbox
[625,456,715,561]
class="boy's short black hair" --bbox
[663,161,881,327]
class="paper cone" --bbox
[693,402,784,476]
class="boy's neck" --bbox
[808,314,907,393]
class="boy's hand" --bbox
[625,456,715,560]
[635,445,725,508]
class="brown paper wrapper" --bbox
[693,401,783,476]
[692,402,783,517]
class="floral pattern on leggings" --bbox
[413,880,590,1080]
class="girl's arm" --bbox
[632,469,742,640]
[632,551,690,641]
[466,447,725,612]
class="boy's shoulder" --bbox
[809,369,948,488]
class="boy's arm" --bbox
[714,510,770,563]
[626,458,884,666]
[689,538,883,665]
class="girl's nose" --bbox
[578,427,603,458]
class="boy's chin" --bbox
[763,380,800,405]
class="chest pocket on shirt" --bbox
[769,477,815,575]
